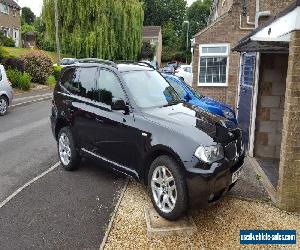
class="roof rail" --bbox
[78,58,117,68]
[116,60,156,70]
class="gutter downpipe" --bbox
[248,0,271,157]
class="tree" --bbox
[187,0,212,37]
[42,0,144,60]
[22,7,36,25]
[143,0,187,34]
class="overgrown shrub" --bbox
[0,46,10,59]
[53,65,62,81]
[6,69,32,90]
[1,57,25,72]
[22,50,53,84]
[46,75,56,87]
[0,32,15,47]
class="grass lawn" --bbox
[3,47,72,63]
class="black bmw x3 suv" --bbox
[51,59,245,220]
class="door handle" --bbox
[95,118,104,124]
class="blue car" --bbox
[162,74,237,124]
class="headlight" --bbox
[195,144,224,163]
[223,110,235,120]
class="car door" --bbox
[91,68,142,177]
[59,66,100,150]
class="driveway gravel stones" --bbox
[104,180,299,249]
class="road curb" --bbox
[11,95,52,109]
[99,178,129,250]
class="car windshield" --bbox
[182,80,204,99]
[122,70,181,108]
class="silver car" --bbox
[0,65,13,116]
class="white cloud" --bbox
[16,0,43,16]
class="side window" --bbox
[166,78,186,99]
[61,67,80,95]
[78,67,98,100]
[97,70,125,105]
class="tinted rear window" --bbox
[61,67,98,100]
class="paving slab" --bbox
[144,207,196,237]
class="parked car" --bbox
[59,58,78,67]
[0,65,13,116]
[175,65,193,86]
[51,61,245,220]
[166,61,179,70]
[163,74,237,124]
[160,66,175,74]
[140,60,158,70]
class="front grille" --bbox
[224,136,243,161]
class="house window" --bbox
[0,3,9,14]
[198,44,229,87]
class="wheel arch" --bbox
[55,117,70,140]
[142,145,185,185]
[0,93,9,103]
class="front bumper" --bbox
[185,153,245,207]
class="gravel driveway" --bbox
[103,160,300,249]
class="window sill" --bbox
[198,83,228,87]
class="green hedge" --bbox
[53,65,62,81]
[6,69,32,90]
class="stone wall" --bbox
[277,30,300,212]
[254,54,288,159]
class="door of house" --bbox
[13,29,19,47]
[237,52,256,150]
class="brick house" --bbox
[143,26,162,67]
[192,0,299,212]
[0,0,21,47]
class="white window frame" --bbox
[0,3,9,15]
[198,43,230,87]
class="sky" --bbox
[17,0,43,16]
[16,0,197,17]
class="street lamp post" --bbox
[183,21,189,64]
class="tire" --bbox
[148,155,188,220]
[57,127,80,171]
[0,96,8,116]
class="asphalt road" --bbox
[0,99,126,249]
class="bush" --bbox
[0,46,10,59]
[46,75,56,87]
[0,32,15,47]
[53,65,62,81]
[6,69,31,90]
[1,57,25,72]
[22,50,53,84]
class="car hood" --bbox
[142,102,236,146]
[201,96,235,113]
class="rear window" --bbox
[61,67,98,100]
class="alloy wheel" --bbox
[59,133,71,166]
[151,165,177,213]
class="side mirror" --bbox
[111,98,129,114]
[184,93,191,102]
